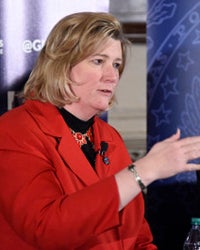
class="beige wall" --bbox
[108,43,147,150]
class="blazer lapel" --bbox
[92,117,117,177]
[58,131,100,185]
[25,100,100,185]
[25,101,115,185]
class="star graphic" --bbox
[176,51,194,71]
[152,103,172,127]
[193,29,200,44]
[149,64,163,84]
[161,76,179,100]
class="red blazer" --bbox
[0,100,157,250]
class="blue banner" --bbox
[147,1,200,249]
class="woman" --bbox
[1,12,200,250]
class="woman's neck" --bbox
[62,104,98,121]
[58,107,94,133]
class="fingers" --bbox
[178,136,200,151]
[176,138,200,164]
[184,146,200,161]
[186,163,200,172]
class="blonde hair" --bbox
[23,12,130,107]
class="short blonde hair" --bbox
[23,12,130,107]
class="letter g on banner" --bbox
[23,39,45,53]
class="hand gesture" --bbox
[135,129,200,182]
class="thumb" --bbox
[165,128,181,142]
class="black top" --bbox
[59,108,97,168]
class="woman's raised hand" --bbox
[135,129,200,183]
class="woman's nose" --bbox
[103,65,119,83]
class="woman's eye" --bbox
[93,59,103,65]
[113,62,121,69]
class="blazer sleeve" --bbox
[135,217,158,250]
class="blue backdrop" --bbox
[146,0,200,249]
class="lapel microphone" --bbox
[100,141,110,165]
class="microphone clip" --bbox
[100,141,110,165]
